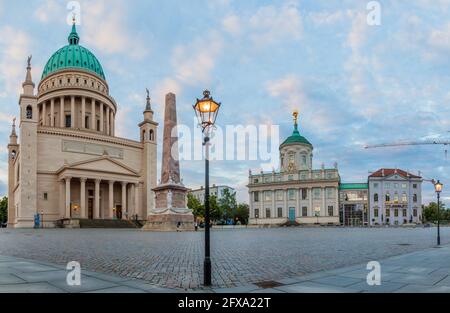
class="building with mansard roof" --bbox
[7,22,158,228]
[247,112,340,225]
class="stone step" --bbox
[57,219,140,229]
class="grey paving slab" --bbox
[0,282,66,293]
[10,263,60,273]
[388,273,447,286]
[120,279,182,293]
[346,281,406,293]
[311,275,362,287]
[15,270,69,283]
[84,286,147,293]
[0,273,25,284]
[47,276,119,293]
[394,284,450,293]
[274,281,358,293]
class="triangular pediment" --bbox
[60,156,139,176]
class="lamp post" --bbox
[193,90,221,286]
[434,180,443,246]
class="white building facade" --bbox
[189,185,236,204]
[368,169,423,226]
[247,113,340,225]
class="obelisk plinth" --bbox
[143,93,195,231]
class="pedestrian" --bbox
[177,221,181,232]
[194,221,198,231]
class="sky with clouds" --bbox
[0,0,450,204]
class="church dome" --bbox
[41,23,106,81]
[280,112,312,148]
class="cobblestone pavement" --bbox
[0,227,449,289]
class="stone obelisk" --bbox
[143,93,195,231]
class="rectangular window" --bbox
[373,183,379,188]
[266,208,271,218]
[43,193,48,201]
[288,189,295,201]
[386,209,390,217]
[254,192,259,202]
[374,208,379,217]
[254,209,259,219]
[394,209,399,217]
[302,207,308,217]
[313,188,321,200]
[276,190,283,201]
[403,209,407,217]
[254,179,259,184]
[301,188,307,200]
[402,183,407,189]
[65,115,71,127]
[413,209,418,217]
[385,183,390,189]
[394,183,399,189]
[264,191,272,202]
[413,184,417,189]
[277,207,283,218]
[327,188,335,199]
[328,206,334,216]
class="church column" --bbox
[109,181,114,219]
[81,97,86,129]
[50,98,55,127]
[308,188,313,217]
[100,102,104,133]
[111,112,115,136]
[121,182,127,220]
[91,98,96,130]
[42,101,47,126]
[94,179,101,219]
[106,106,110,135]
[284,189,288,218]
[322,187,326,216]
[80,178,86,218]
[296,189,301,218]
[59,180,65,218]
[60,97,65,127]
[65,177,71,218]
[70,96,75,128]
[134,183,140,219]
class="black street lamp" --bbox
[193,90,221,286]
[434,180,443,246]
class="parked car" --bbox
[0,222,7,228]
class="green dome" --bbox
[280,122,312,148]
[41,23,105,80]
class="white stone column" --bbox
[121,182,127,220]
[296,189,301,218]
[110,110,114,136]
[80,178,86,218]
[50,98,55,127]
[134,183,140,219]
[322,187,326,216]
[309,188,313,216]
[109,181,114,219]
[59,180,65,218]
[65,177,71,218]
[106,106,110,135]
[91,98,96,130]
[60,97,65,127]
[111,112,115,136]
[284,189,288,218]
[100,102,104,133]
[70,96,75,128]
[94,179,101,219]
[42,102,47,126]
[81,97,86,129]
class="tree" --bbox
[187,194,204,219]
[218,188,237,222]
[423,202,450,223]
[0,196,7,224]
[209,195,222,222]
[235,203,249,225]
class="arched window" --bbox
[11,150,16,160]
[385,193,390,202]
[149,130,154,141]
[26,105,33,119]
[142,130,146,142]
[374,193,378,202]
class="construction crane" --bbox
[365,135,450,159]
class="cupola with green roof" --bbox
[41,20,106,81]
[280,111,313,149]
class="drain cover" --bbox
[254,281,284,289]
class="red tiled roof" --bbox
[369,168,421,179]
